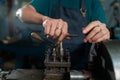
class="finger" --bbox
[54,28,62,38]
[65,36,71,40]
[83,21,101,34]
[91,30,107,42]
[84,26,101,43]
[93,33,110,43]
[92,24,110,42]
[58,32,66,44]
[58,22,68,44]
[44,20,52,35]
[54,19,63,38]
[49,21,58,37]
[65,33,73,40]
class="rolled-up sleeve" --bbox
[29,0,49,16]
[91,0,109,27]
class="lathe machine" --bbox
[0,32,120,80]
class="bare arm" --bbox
[16,4,68,44]
[16,4,48,24]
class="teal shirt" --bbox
[29,0,108,26]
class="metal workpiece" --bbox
[5,69,44,80]
[70,70,92,80]
[0,69,10,80]
[70,73,86,80]
[103,40,120,80]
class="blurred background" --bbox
[0,0,120,70]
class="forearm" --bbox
[16,5,48,24]
[16,4,69,43]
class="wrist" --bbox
[42,16,49,27]
[42,16,49,22]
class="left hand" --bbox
[82,21,110,43]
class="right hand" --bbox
[42,18,68,44]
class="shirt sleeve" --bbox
[91,0,109,27]
[29,0,49,16]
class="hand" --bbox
[43,18,68,44]
[82,21,110,43]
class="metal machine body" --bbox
[103,40,120,80]
[0,32,119,80]
[43,43,71,80]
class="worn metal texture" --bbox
[4,40,120,80]
[103,40,120,80]
[6,69,44,80]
